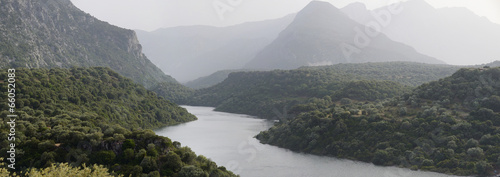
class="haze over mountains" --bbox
[137,1,451,82]
[341,0,500,65]
[136,15,295,82]
[245,1,443,70]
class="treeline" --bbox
[170,62,458,119]
[150,82,194,104]
[184,69,253,89]
[257,67,500,176]
[0,67,237,177]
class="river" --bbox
[155,106,457,177]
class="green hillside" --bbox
[257,67,500,176]
[150,82,194,104]
[184,70,249,89]
[0,67,237,177]
[185,62,459,119]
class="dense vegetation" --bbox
[0,0,175,88]
[184,70,248,89]
[1,67,196,129]
[183,62,459,119]
[150,82,194,104]
[0,159,117,177]
[257,67,500,176]
[0,67,237,177]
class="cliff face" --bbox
[0,0,175,87]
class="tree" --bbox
[482,95,500,112]
[27,163,119,177]
[475,161,492,176]
[123,139,136,149]
[467,147,484,159]
[147,143,158,157]
[93,151,116,164]
[372,150,390,166]
[178,166,208,177]
[140,156,158,173]
[161,152,182,172]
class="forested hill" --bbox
[256,67,500,176]
[184,62,460,119]
[413,67,500,111]
[1,67,195,129]
[184,69,250,89]
[0,67,237,177]
[0,0,175,88]
[299,62,461,86]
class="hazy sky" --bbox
[70,0,500,31]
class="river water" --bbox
[155,106,457,177]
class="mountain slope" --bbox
[187,62,459,119]
[1,67,195,129]
[0,67,237,176]
[341,0,500,65]
[136,14,295,82]
[257,67,500,176]
[244,1,443,70]
[184,69,250,89]
[0,0,175,87]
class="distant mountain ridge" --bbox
[244,1,443,70]
[340,0,500,65]
[136,14,295,82]
[184,69,250,89]
[0,0,175,87]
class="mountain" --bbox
[184,69,249,89]
[184,60,500,90]
[340,0,500,65]
[1,67,196,129]
[150,81,194,104]
[244,1,443,70]
[0,67,237,176]
[136,14,295,82]
[0,0,175,88]
[484,60,500,67]
[187,62,460,119]
[256,67,500,176]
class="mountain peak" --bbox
[244,0,443,70]
[342,2,367,11]
[290,0,351,30]
[306,1,336,6]
[301,1,339,13]
[403,0,435,10]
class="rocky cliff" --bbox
[0,0,175,87]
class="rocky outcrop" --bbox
[0,0,175,87]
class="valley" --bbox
[1,0,499,176]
